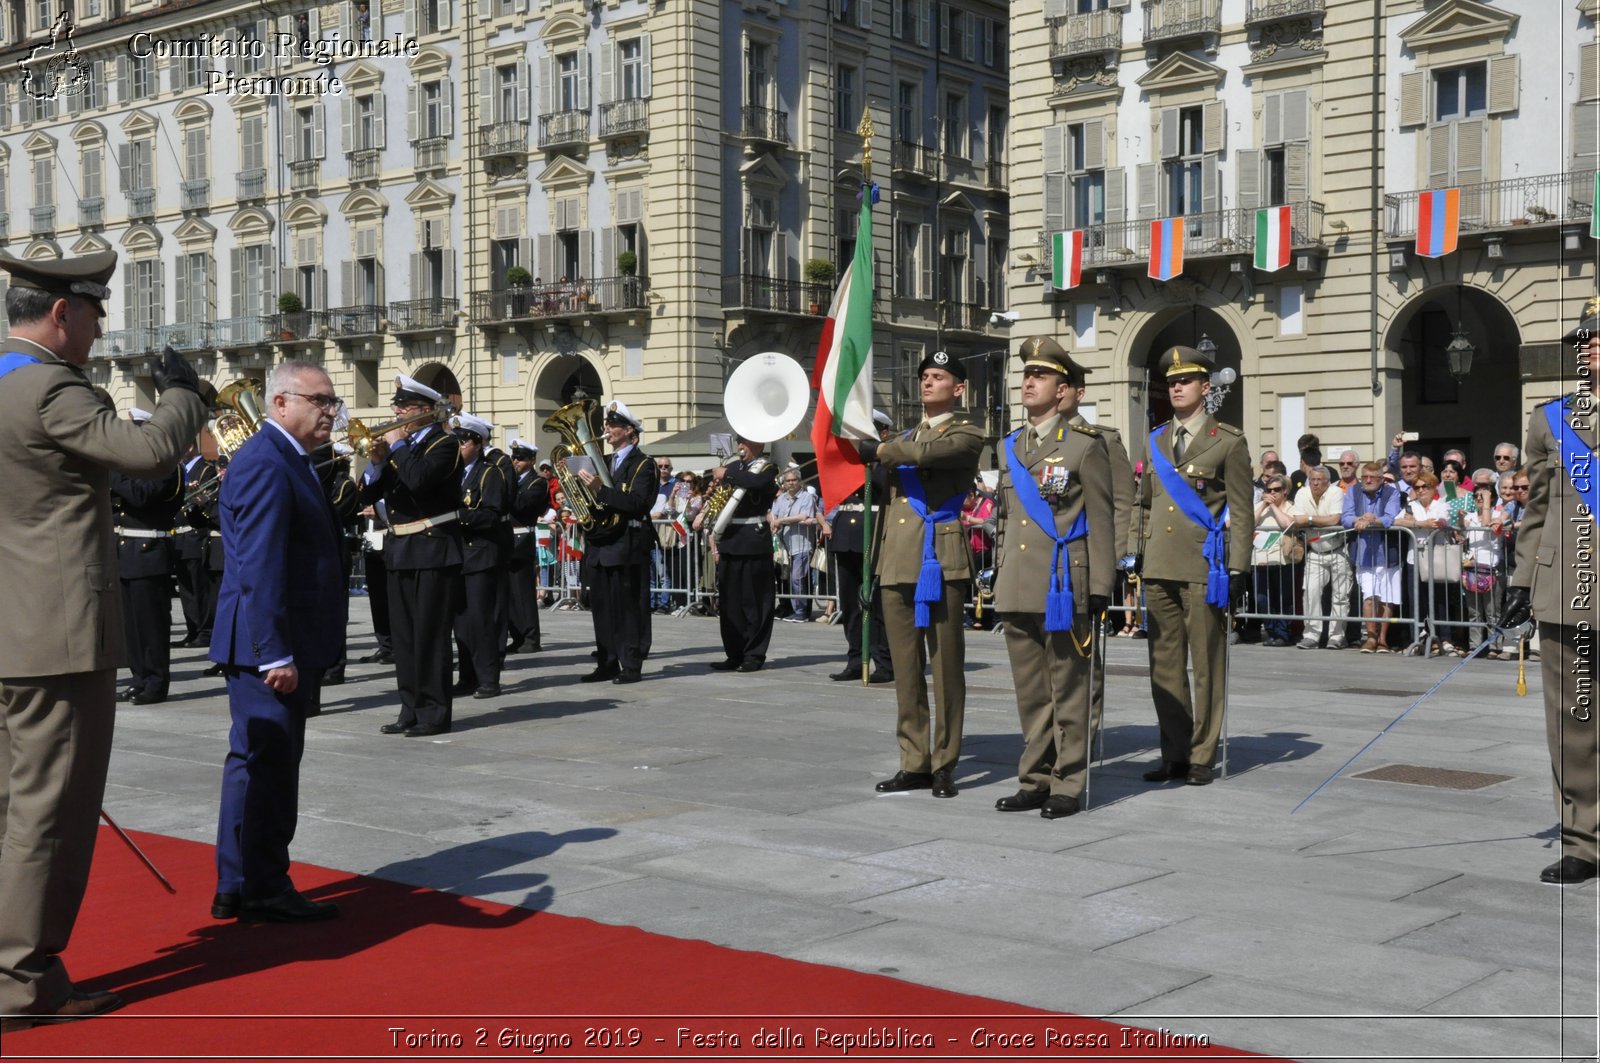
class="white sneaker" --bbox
[1296,639,1318,650]
[1326,641,1347,650]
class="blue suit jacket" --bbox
[209,425,347,670]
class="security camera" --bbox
[990,310,1021,325]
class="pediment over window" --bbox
[939,190,976,213]
[70,121,106,145]
[1136,51,1225,94]
[409,46,451,75]
[22,131,56,155]
[1399,0,1517,51]
[22,239,62,259]
[227,206,276,237]
[174,218,217,245]
[120,225,161,253]
[404,178,456,210]
[174,99,212,125]
[538,154,593,188]
[340,188,389,218]
[121,110,157,137]
[738,152,789,187]
[540,13,586,43]
[283,199,328,227]
[70,233,111,255]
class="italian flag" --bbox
[1051,230,1083,290]
[1254,205,1291,272]
[809,196,877,514]
[1591,172,1600,240]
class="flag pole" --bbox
[858,110,875,685]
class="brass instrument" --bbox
[1517,634,1528,696]
[185,380,266,508]
[345,401,455,458]
[709,352,810,539]
[543,395,620,532]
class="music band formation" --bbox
[1,248,1597,1034]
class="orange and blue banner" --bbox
[1148,218,1184,281]
[1415,188,1460,258]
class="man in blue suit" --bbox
[208,361,347,923]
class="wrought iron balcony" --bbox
[941,153,983,189]
[471,275,648,326]
[721,274,832,316]
[479,121,529,158]
[987,160,1009,191]
[30,205,55,235]
[288,161,320,192]
[414,137,448,173]
[1383,170,1598,240]
[326,304,383,337]
[271,309,329,342]
[599,99,649,138]
[1245,0,1325,26]
[104,327,159,359]
[180,178,210,212]
[1049,8,1122,59]
[940,301,992,334]
[389,297,459,333]
[740,105,788,145]
[347,149,381,183]
[1143,0,1222,47]
[88,336,110,361]
[79,197,103,227]
[156,322,211,351]
[1035,198,1325,273]
[214,315,274,348]
[126,187,155,220]
[236,168,267,202]
[892,140,937,180]
[538,110,590,149]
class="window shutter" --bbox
[892,0,901,37]
[1043,171,1066,234]
[174,255,189,327]
[123,272,133,330]
[308,8,321,39]
[1283,89,1309,143]
[1454,117,1485,188]
[407,83,418,141]
[961,10,974,59]
[1084,118,1105,171]
[410,252,423,300]
[443,82,455,134]
[442,249,455,299]
[917,0,931,47]
[153,262,165,327]
[1399,70,1426,129]
[858,0,871,30]
[599,40,614,106]
[230,247,243,317]
[260,255,275,316]
[370,0,384,32]
[316,267,328,313]
[641,35,652,97]
[973,235,986,305]
[1104,166,1125,225]
[1201,155,1220,217]
[478,67,493,124]
[439,0,452,30]
[1203,100,1225,153]
[1136,162,1158,219]
[1263,92,1282,147]
[1582,44,1599,104]
[342,95,354,152]
[342,260,355,304]
[918,221,933,298]
[1575,102,1600,165]
[539,55,553,117]
[1160,108,1178,159]
[340,0,353,39]
[538,234,554,278]
[601,227,614,280]
[1487,54,1519,115]
[1042,123,1066,174]
[521,59,533,120]
[114,54,126,102]
[373,96,386,148]
[312,105,326,158]
[1236,148,1261,209]
[118,142,131,191]
[375,258,386,305]
[1284,141,1309,205]
[403,0,415,37]
[1427,124,1451,188]
[205,254,216,324]
[577,230,594,280]
[579,51,591,111]
[478,0,490,19]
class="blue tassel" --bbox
[1045,588,1073,632]
[1207,567,1230,609]
[914,554,943,629]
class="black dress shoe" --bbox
[450,680,475,696]
[526,642,542,653]
[708,659,741,672]
[406,723,450,737]
[322,670,345,686]
[379,722,410,735]
[995,789,1049,812]
[612,669,642,685]
[211,891,240,919]
[202,663,226,677]
[116,687,138,702]
[1040,795,1081,819]
[875,770,933,793]
[473,685,502,699]
[1186,764,1214,786]
[239,889,339,923]
[0,988,124,1032]
[868,671,895,684]
[580,666,618,682]
[131,691,165,705]
[829,667,860,681]
[1142,760,1190,782]
[737,661,764,672]
[358,650,392,664]
[1541,855,1599,884]
[931,769,958,798]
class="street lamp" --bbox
[1198,334,1236,415]
[1445,323,1475,382]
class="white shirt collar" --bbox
[267,419,310,458]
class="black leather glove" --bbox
[149,345,200,396]
[1087,594,1110,619]
[1121,553,1142,576]
[1499,586,1532,630]
[1228,571,1250,608]
[857,438,880,463]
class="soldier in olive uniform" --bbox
[709,434,780,672]
[1128,345,1252,786]
[111,417,184,706]
[993,340,1115,819]
[823,409,895,684]
[860,350,985,798]
[451,413,510,699]
[1501,299,1600,885]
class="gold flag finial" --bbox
[858,109,875,185]
[1585,295,1600,319]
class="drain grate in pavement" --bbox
[1331,686,1425,698]
[1351,764,1512,790]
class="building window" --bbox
[895,220,919,298]
[28,92,51,122]
[177,252,213,326]
[32,157,52,209]
[942,91,966,158]
[744,40,770,109]
[184,127,208,181]
[836,64,857,132]
[237,23,264,74]
[1068,123,1103,227]
[297,106,317,159]
[1434,65,1487,122]
[240,114,264,171]
[238,244,271,316]
[183,53,205,88]
[129,55,152,100]
[558,53,579,112]
[620,38,645,100]
[82,147,102,200]
[498,63,519,120]
[422,81,444,136]
[128,259,161,331]
[897,80,919,144]
[836,205,857,267]
[1166,105,1204,217]
[354,94,377,149]
[122,139,153,191]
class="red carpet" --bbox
[7,828,1281,1061]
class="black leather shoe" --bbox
[239,889,339,923]
[116,686,138,702]
[737,661,764,672]
[131,691,165,705]
[526,642,542,653]
[0,988,124,1032]
[931,769,958,798]
[473,685,501,699]
[322,670,345,686]
[201,663,226,677]
[1541,855,1599,884]
[1186,764,1214,786]
[612,669,642,685]
[1142,760,1190,782]
[1040,795,1081,819]
[708,659,741,672]
[211,891,240,919]
[358,650,392,664]
[580,666,618,683]
[828,667,860,681]
[450,680,475,696]
[379,722,409,735]
[868,671,895,684]
[995,789,1049,812]
[875,770,933,793]
[406,723,450,737]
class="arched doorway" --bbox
[531,354,606,452]
[412,362,463,408]
[1130,306,1245,434]
[1385,287,1521,471]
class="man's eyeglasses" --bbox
[288,392,344,413]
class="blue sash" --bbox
[1545,400,1600,517]
[1003,428,1088,631]
[1148,424,1231,608]
[895,465,966,628]
[0,352,41,382]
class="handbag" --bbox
[812,548,829,575]
[773,537,790,566]
[1417,532,1463,584]
[1281,531,1306,564]
[1462,565,1496,594]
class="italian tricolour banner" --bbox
[1254,206,1291,272]
[1050,230,1083,290]
[809,195,876,515]
[1590,173,1600,240]
[1415,188,1460,258]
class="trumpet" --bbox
[346,401,455,457]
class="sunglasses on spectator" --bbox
[1494,454,1515,462]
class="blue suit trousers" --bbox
[215,668,318,897]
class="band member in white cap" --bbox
[111,411,185,705]
[574,400,657,683]
[359,374,462,736]
[506,438,550,653]
[708,432,780,672]
[451,413,510,699]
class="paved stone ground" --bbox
[104,599,1598,1063]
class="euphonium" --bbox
[543,395,620,532]
[187,380,266,507]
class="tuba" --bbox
[543,393,620,532]
[708,352,810,538]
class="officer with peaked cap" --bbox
[450,412,511,699]
[1128,344,1253,787]
[991,338,1114,819]
[858,349,984,799]
[574,399,658,683]
[1500,297,1600,884]
[822,409,895,683]
[358,374,462,736]
[506,438,550,654]
[0,249,206,1030]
